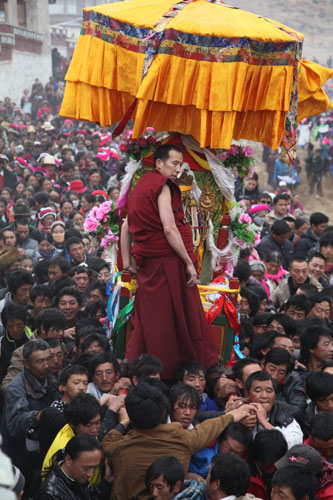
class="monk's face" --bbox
[156,150,183,180]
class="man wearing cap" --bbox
[5,202,40,241]
[41,154,58,182]
[0,155,16,190]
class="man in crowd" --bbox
[270,257,321,308]
[295,213,329,256]
[257,220,294,270]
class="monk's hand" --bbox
[186,262,197,287]
[124,265,137,277]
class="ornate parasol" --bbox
[60,0,333,151]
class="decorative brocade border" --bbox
[81,10,302,66]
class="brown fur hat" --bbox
[0,248,21,271]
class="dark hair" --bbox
[69,265,89,277]
[272,464,317,500]
[1,303,29,327]
[62,160,75,172]
[36,308,67,336]
[249,429,287,466]
[38,232,53,244]
[209,453,250,496]
[86,282,107,299]
[250,330,277,361]
[33,259,51,284]
[7,269,34,294]
[85,300,107,318]
[305,372,333,402]
[232,358,260,381]
[264,348,292,373]
[265,251,283,264]
[64,393,101,427]
[23,338,50,362]
[285,295,312,315]
[45,337,61,349]
[34,192,49,205]
[308,251,326,264]
[81,333,109,354]
[300,321,332,363]
[240,287,260,317]
[58,364,89,386]
[153,144,183,167]
[169,384,200,411]
[81,193,95,204]
[66,236,84,252]
[64,433,102,460]
[271,220,290,236]
[295,218,307,230]
[239,319,254,344]
[266,313,296,337]
[55,287,82,307]
[219,422,252,450]
[297,283,319,297]
[308,293,332,309]
[49,256,71,274]
[145,456,184,492]
[234,261,251,283]
[310,212,329,226]
[30,285,52,303]
[50,277,76,296]
[245,370,274,392]
[175,360,206,383]
[125,382,166,429]
[89,352,119,378]
[252,312,271,327]
[274,193,290,204]
[311,412,333,441]
[320,231,333,249]
[128,354,163,381]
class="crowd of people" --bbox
[0,76,333,500]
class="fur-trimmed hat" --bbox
[0,248,21,271]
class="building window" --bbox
[17,0,26,27]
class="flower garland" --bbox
[217,144,255,179]
[84,200,119,249]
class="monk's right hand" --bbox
[186,262,197,288]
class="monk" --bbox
[121,144,218,379]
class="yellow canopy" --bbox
[61,0,333,149]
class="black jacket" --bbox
[257,235,294,270]
[294,228,319,257]
[38,462,111,500]
[275,373,307,417]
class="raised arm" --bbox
[157,184,197,287]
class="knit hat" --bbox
[249,260,266,274]
[51,220,65,231]
[68,179,87,194]
[38,207,56,221]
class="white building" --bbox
[0,0,52,103]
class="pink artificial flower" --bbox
[244,146,254,157]
[238,213,252,225]
[84,217,100,232]
[88,207,98,218]
[95,208,105,221]
[229,144,239,155]
[139,138,146,147]
[249,165,255,173]
[99,201,112,214]
[246,225,253,231]
[119,143,128,152]
[219,153,227,161]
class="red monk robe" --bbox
[126,168,218,379]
